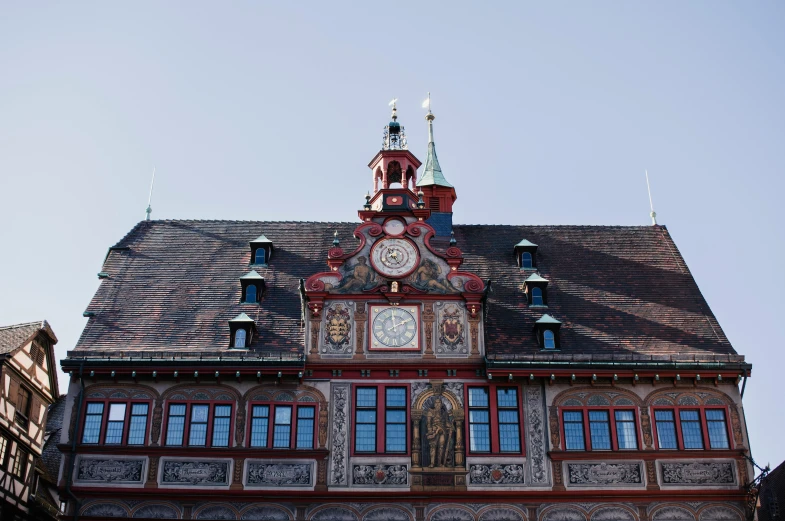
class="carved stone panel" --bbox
[525,384,548,484]
[76,457,145,484]
[659,461,736,486]
[435,301,467,355]
[566,462,643,486]
[352,464,409,486]
[330,382,351,486]
[160,460,230,486]
[246,462,313,487]
[468,464,524,485]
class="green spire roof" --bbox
[524,273,549,283]
[229,313,255,323]
[417,114,453,189]
[536,314,561,325]
[514,239,538,248]
[240,270,264,280]
[250,234,272,245]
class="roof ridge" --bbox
[0,321,45,331]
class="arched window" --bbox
[254,248,266,264]
[234,329,247,349]
[245,285,257,303]
[543,330,555,349]
[521,252,533,269]
[532,287,543,306]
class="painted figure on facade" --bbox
[334,256,377,293]
[410,258,457,294]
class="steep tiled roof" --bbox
[40,395,66,484]
[72,220,737,361]
[0,320,56,356]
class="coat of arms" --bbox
[324,304,351,349]
[438,305,464,349]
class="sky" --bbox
[1,2,783,469]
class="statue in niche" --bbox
[422,395,455,468]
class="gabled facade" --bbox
[58,108,754,521]
[0,320,60,521]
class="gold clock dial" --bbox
[370,238,419,278]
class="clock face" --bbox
[383,218,406,236]
[371,306,419,349]
[370,238,419,278]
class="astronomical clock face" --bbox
[370,305,420,350]
[370,238,419,278]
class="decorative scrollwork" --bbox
[445,246,462,258]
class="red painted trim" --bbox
[350,383,411,456]
[651,405,733,451]
[244,400,318,450]
[78,398,152,447]
[161,399,234,449]
[559,406,641,452]
[367,304,421,352]
[464,384,525,456]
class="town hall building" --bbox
[56,104,754,521]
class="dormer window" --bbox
[250,234,273,266]
[229,313,256,349]
[543,330,555,349]
[234,329,247,348]
[240,271,265,305]
[523,273,549,306]
[532,288,544,306]
[513,239,538,269]
[244,285,257,303]
[534,314,561,350]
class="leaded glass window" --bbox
[680,410,704,449]
[250,405,270,447]
[127,404,149,445]
[82,403,104,444]
[655,410,678,449]
[355,388,377,452]
[589,410,611,450]
[273,406,292,448]
[615,410,638,449]
[563,411,585,450]
[296,406,315,449]
[543,330,556,349]
[522,252,533,269]
[188,405,210,446]
[212,405,232,447]
[165,404,187,446]
[468,388,490,452]
[497,388,521,452]
[104,403,127,444]
[706,409,729,449]
[254,249,266,264]
[385,388,407,453]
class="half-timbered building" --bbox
[1,320,60,520]
[58,105,754,521]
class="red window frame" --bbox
[79,398,152,446]
[559,406,641,451]
[351,384,411,456]
[465,384,525,455]
[244,400,319,450]
[162,400,234,448]
[651,405,734,451]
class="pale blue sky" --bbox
[1,2,783,468]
